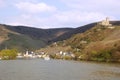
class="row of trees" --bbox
[0,49,18,60]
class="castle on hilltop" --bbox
[98,17,112,27]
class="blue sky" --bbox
[0,0,120,28]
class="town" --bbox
[17,50,76,60]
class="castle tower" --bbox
[105,17,110,25]
[99,17,112,27]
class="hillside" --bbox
[0,24,74,50]
[0,25,45,51]
[66,24,120,62]
[0,22,100,51]
[50,21,120,42]
[38,21,120,62]
[50,23,96,42]
[3,24,74,42]
[0,20,120,53]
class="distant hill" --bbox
[51,21,120,42]
[4,25,74,42]
[0,24,73,50]
[0,22,99,51]
[0,20,120,51]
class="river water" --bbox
[0,59,120,80]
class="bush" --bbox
[63,55,72,60]
[54,55,62,59]
[90,49,112,62]
[49,54,56,59]
[111,44,120,61]
[0,49,18,60]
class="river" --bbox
[0,59,120,80]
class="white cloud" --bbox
[0,0,3,4]
[7,22,27,26]
[7,10,115,29]
[0,0,5,7]
[53,10,114,27]
[3,0,119,28]
[7,14,37,26]
[61,0,120,7]
[61,0,120,12]
[15,2,57,13]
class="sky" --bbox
[0,0,120,29]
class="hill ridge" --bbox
[0,20,120,51]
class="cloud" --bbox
[0,0,5,7]
[61,0,120,7]
[2,0,119,29]
[7,14,36,26]
[0,0,3,4]
[15,2,57,13]
[61,0,120,12]
[7,10,114,29]
[53,10,114,27]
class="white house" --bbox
[24,50,33,58]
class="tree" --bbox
[0,49,18,60]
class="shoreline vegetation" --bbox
[0,49,17,60]
[0,48,120,63]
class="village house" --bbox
[24,50,33,57]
